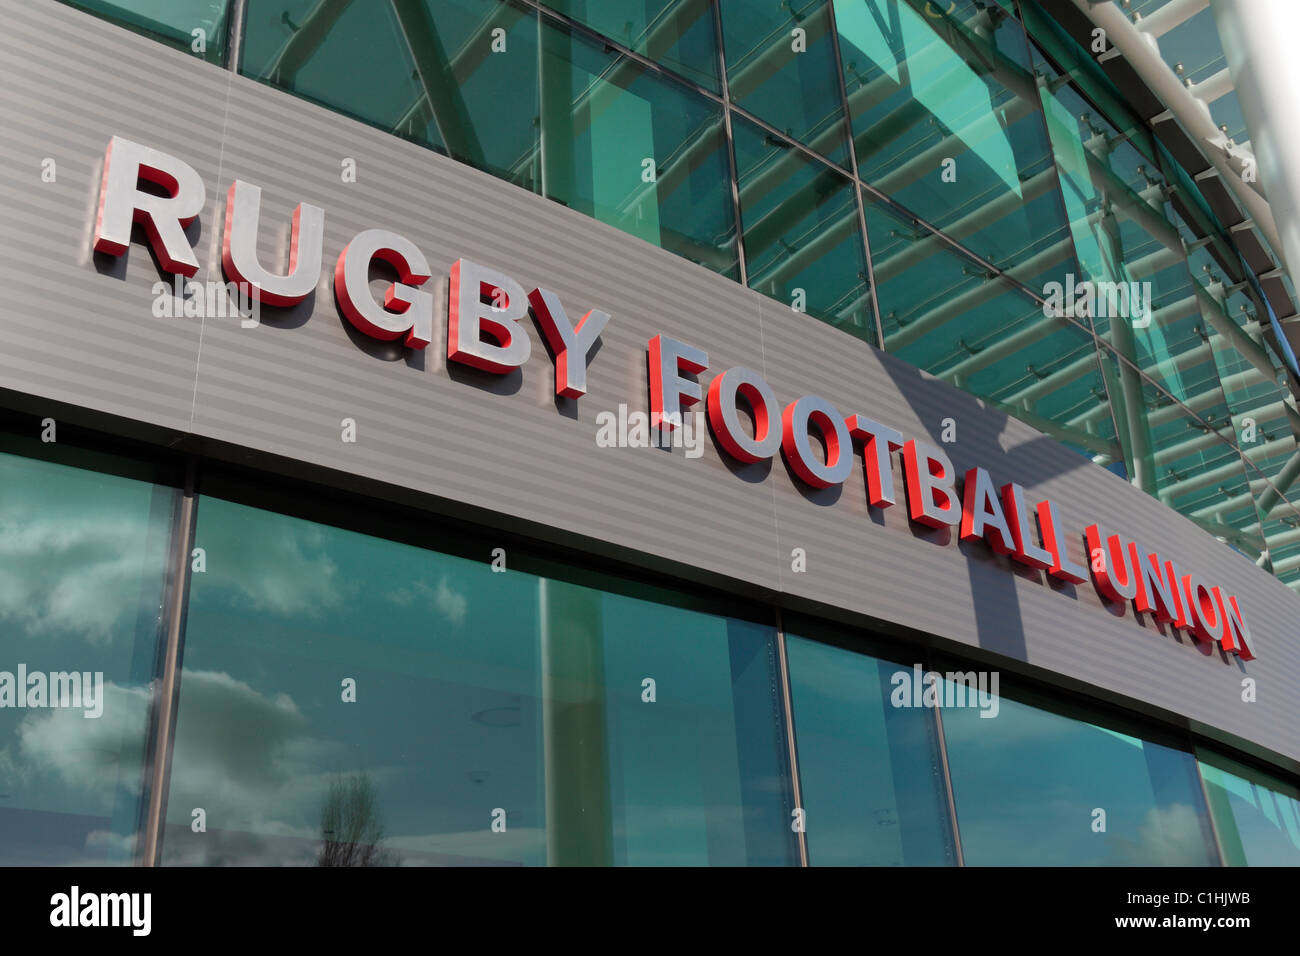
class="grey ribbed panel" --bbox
[1,0,1297,764]
[0,0,235,432]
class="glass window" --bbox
[546,0,720,91]
[1199,279,1294,458]
[941,679,1219,865]
[537,16,739,276]
[599,594,795,865]
[1036,66,1225,412]
[1244,460,1300,589]
[834,0,1076,288]
[0,444,176,864]
[241,1,739,275]
[242,0,541,189]
[721,0,850,164]
[161,494,796,865]
[1199,751,1300,866]
[864,192,1121,467]
[1197,281,1300,563]
[732,116,872,342]
[1020,0,1156,168]
[785,629,955,865]
[63,0,231,65]
[1096,344,1268,556]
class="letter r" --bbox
[94,136,205,276]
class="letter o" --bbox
[1185,573,1222,643]
[781,395,853,488]
[706,367,782,463]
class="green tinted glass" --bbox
[0,447,175,864]
[1202,293,1290,445]
[162,496,796,865]
[65,0,230,64]
[721,0,850,164]
[1094,343,1263,556]
[1021,3,1156,166]
[942,681,1219,865]
[1245,459,1300,590]
[835,0,1075,288]
[865,192,1118,464]
[1199,750,1300,866]
[599,597,796,865]
[243,0,540,188]
[785,631,956,866]
[732,116,873,341]
[546,0,720,90]
[241,1,739,274]
[1036,70,1228,411]
[537,16,738,275]
[1201,288,1300,573]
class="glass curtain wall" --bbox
[160,492,799,866]
[0,440,1297,865]
[1198,749,1300,866]
[1018,1,1300,583]
[63,0,231,63]
[783,623,956,866]
[0,439,180,865]
[940,675,1219,866]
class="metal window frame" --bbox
[139,458,199,866]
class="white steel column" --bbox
[1072,0,1283,268]
[1212,0,1300,283]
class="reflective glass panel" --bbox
[720,0,850,164]
[0,444,175,864]
[1036,66,1225,410]
[864,192,1119,466]
[942,680,1219,865]
[537,16,739,275]
[1199,750,1300,866]
[1098,345,1265,555]
[162,495,796,865]
[1245,460,1300,590]
[834,0,1075,287]
[241,1,740,276]
[64,0,230,64]
[785,630,955,865]
[243,0,540,187]
[546,0,720,90]
[732,116,872,342]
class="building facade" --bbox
[0,0,1298,865]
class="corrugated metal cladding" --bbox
[0,1,1296,764]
